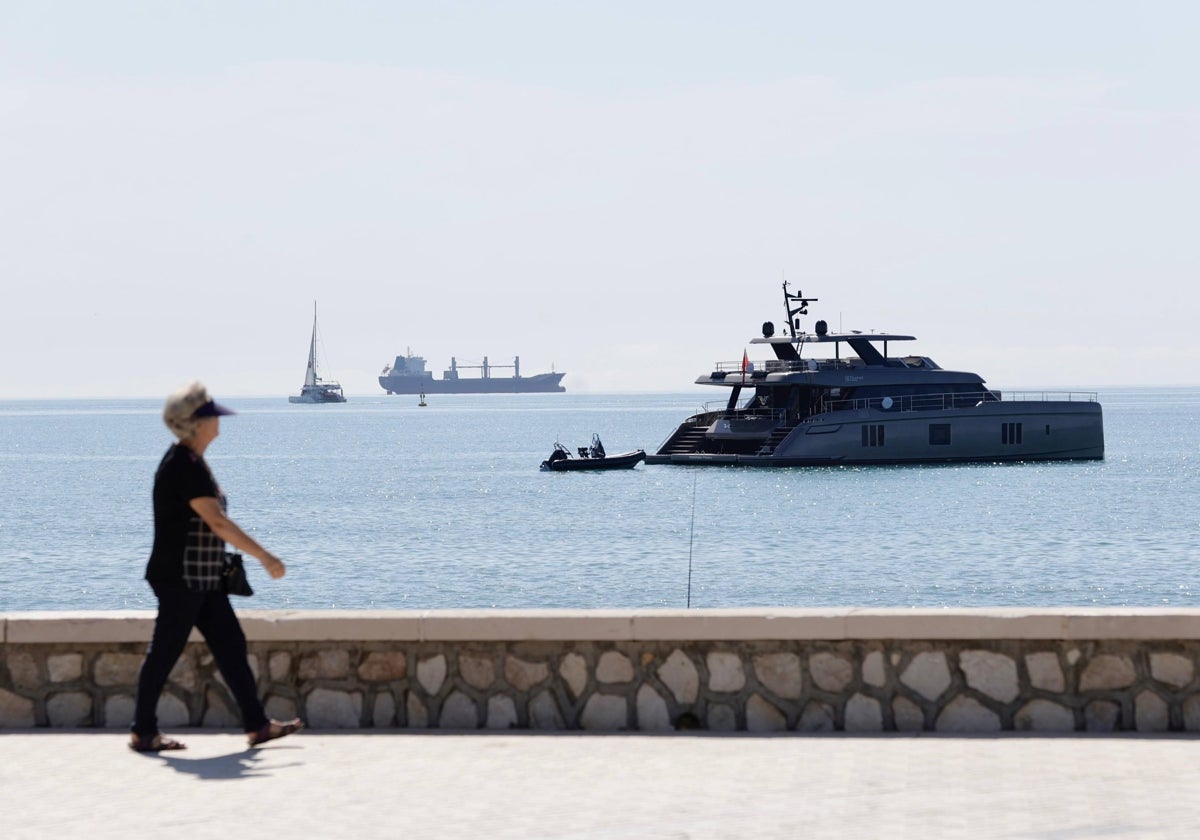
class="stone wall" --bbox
[5,609,1200,733]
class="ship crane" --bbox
[448,356,522,379]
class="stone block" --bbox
[596,651,634,684]
[746,694,787,732]
[95,653,143,687]
[936,696,1000,733]
[809,652,853,693]
[46,692,93,727]
[298,649,351,681]
[103,695,134,729]
[417,654,447,695]
[753,652,802,700]
[407,693,429,728]
[900,652,952,701]
[458,653,495,691]
[1084,700,1121,732]
[1135,690,1169,732]
[0,688,36,727]
[158,693,190,728]
[6,652,39,690]
[269,651,292,682]
[504,656,549,692]
[373,692,396,727]
[959,650,1019,703]
[1079,654,1136,691]
[486,695,518,729]
[844,694,883,732]
[862,651,887,688]
[305,687,363,728]
[1014,699,1075,732]
[529,690,564,730]
[1150,652,1194,689]
[212,656,259,693]
[707,703,738,732]
[167,656,199,692]
[893,696,925,732]
[797,701,834,733]
[581,693,627,730]
[636,685,672,731]
[47,653,83,684]
[1025,652,1065,692]
[265,695,298,723]
[706,651,746,693]
[658,650,699,704]
[202,688,239,728]
[439,690,479,729]
[359,652,407,682]
[560,653,589,699]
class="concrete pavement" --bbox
[4,730,1200,839]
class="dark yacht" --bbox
[646,283,1104,466]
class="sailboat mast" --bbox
[304,301,318,387]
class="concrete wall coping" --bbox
[5,608,1200,644]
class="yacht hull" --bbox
[647,401,1104,466]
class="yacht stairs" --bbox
[656,423,708,455]
[755,425,796,456]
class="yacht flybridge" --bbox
[646,283,1104,466]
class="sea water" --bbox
[1,389,1198,611]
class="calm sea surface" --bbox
[2,389,1198,611]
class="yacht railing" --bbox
[710,358,856,375]
[1002,391,1100,403]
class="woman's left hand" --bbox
[262,554,287,579]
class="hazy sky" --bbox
[3,1,1197,398]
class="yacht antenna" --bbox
[782,281,818,337]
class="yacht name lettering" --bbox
[844,375,864,383]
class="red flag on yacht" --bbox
[741,349,749,383]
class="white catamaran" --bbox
[289,302,347,404]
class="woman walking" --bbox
[130,382,301,752]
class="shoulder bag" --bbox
[222,552,254,597]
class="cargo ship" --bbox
[379,352,566,394]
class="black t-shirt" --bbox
[145,444,225,589]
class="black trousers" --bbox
[131,583,268,736]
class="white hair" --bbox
[162,381,211,440]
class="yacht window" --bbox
[1002,422,1023,445]
[862,424,886,447]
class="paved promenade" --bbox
[3,730,1200,839]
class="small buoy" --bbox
[419,390,427,407]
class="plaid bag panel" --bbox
[182,515,225,591]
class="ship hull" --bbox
[379,372,566,394]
